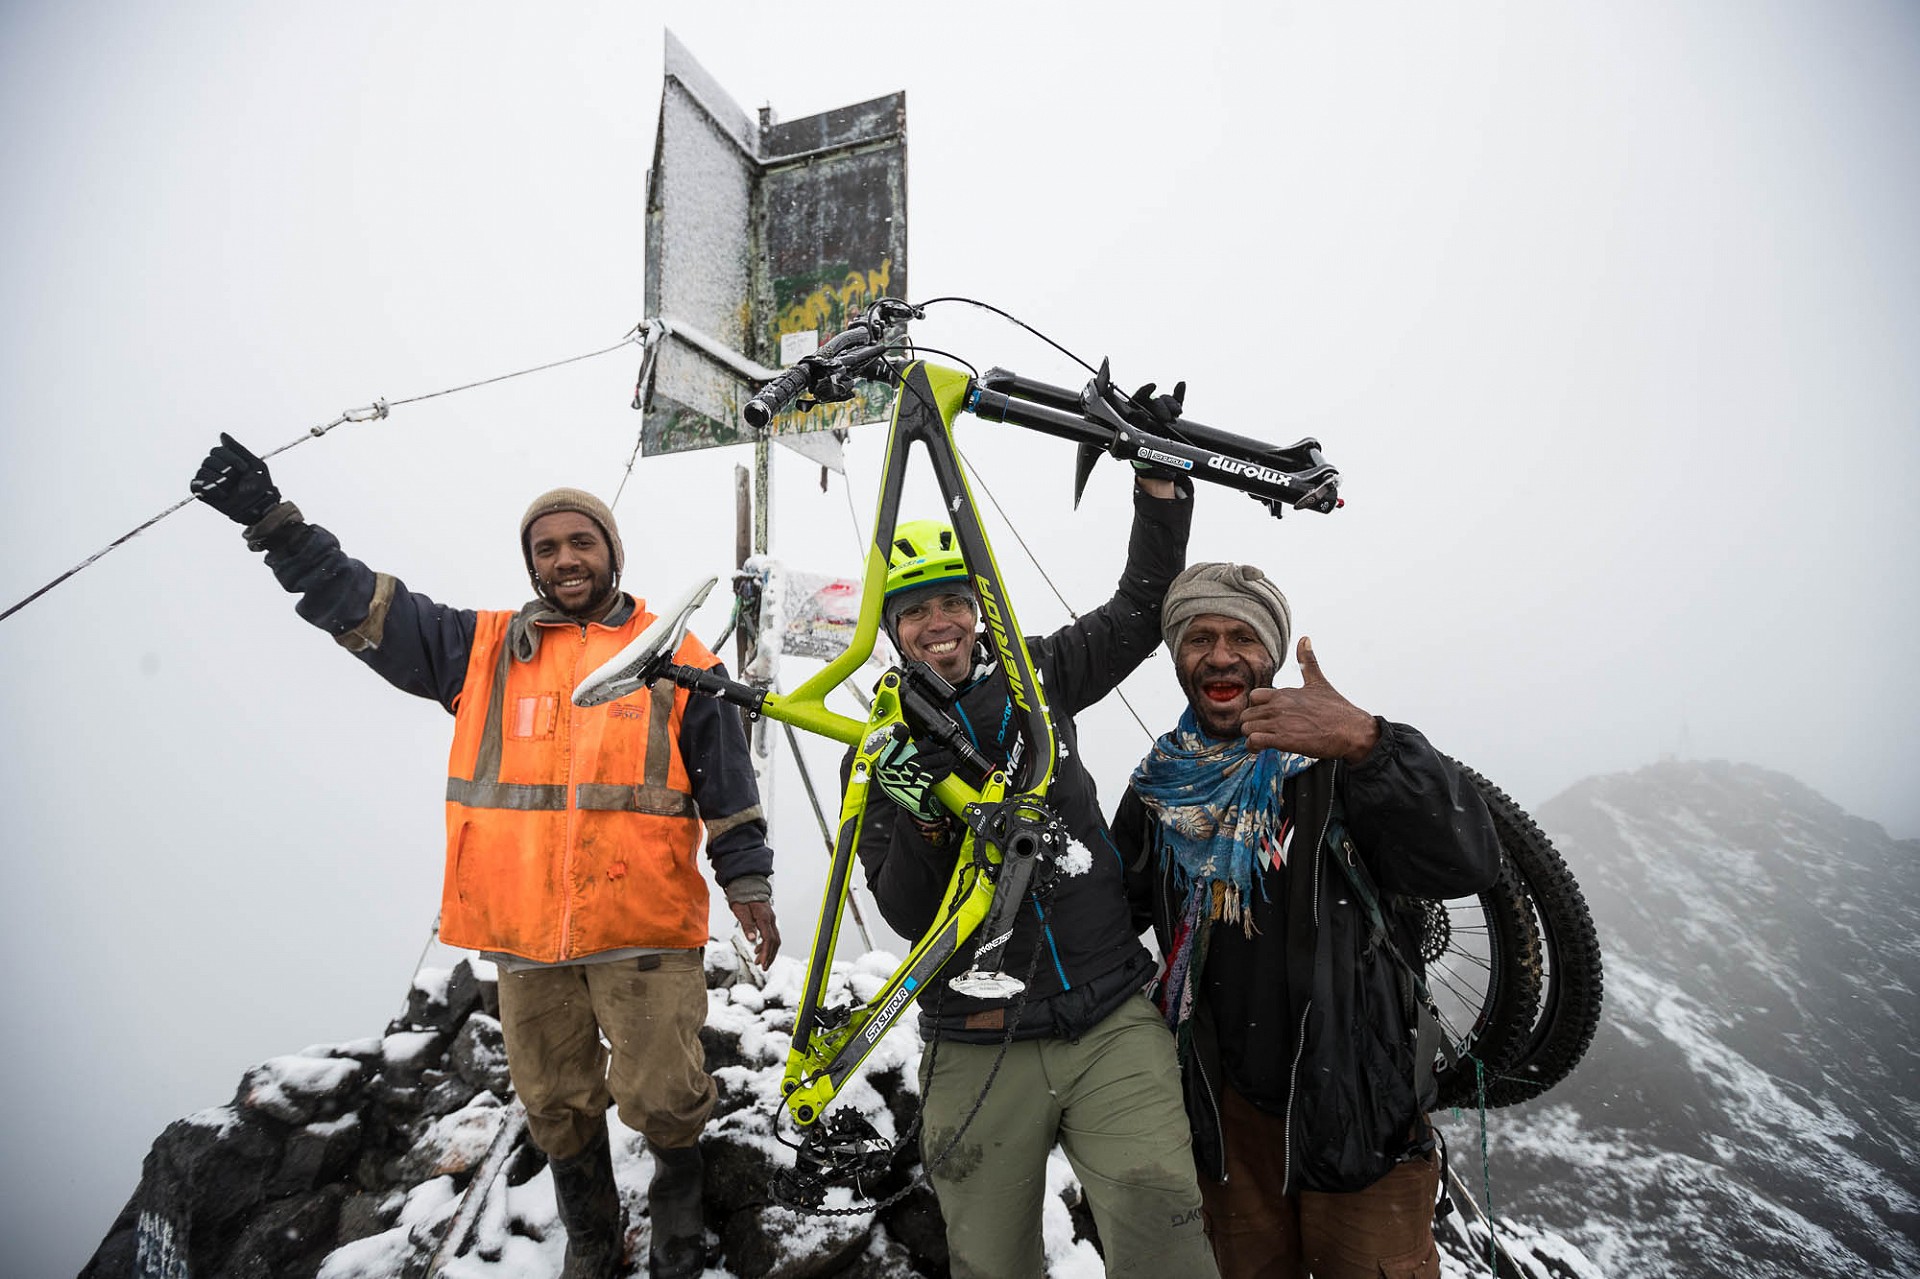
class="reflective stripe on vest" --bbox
[444,636,694,816]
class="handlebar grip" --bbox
[744,324,882,430]
[744,367,812,430]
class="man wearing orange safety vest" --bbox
[192,433,777,1279]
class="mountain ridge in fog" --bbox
[1477,758,1920,1278]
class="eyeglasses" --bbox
[896,594,977,625]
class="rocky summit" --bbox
[83,935,1601,1277]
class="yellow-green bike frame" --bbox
[754,359,1061,1126]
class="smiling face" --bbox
[527,511,617,620]
[893,591,979,684]
[1174,612,1278,738]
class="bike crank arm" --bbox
[946,794,1063,998]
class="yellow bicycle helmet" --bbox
[883,519,973,636]
[885,519,970,600]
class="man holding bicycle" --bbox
[1114,563,1500,1279]
[856,457,1219,1278]
[189,435,780,1279]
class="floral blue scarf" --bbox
[1131,707,1314,1051]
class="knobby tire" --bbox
[1464,763,1605,1106]
[1439,762,1605,1109]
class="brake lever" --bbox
[865,297,924,327]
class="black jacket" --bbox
[857,480,1192,1043]
[1116,719,1500,1193]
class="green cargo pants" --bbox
[496,950,715,1161]
[918,992,1219,1279]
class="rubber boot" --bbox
[548,1126,625,1279]
[647,1141,706,1279]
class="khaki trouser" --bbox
[919,993,1219,1279]
[1202,1083,1442,1279]
[495,950,715,1161]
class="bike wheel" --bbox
[1425,853,1543,1110]
[1454,763,1605,1108]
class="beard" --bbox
[540,565,617,619]
[1176,652,1277,739]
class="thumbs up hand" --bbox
[1242,637,1381,764]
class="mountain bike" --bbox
[572,297,1599,1199]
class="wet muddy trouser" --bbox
[918,993,1219,1279]
[1202,1083,1442,1279]
[496,950,715,1162]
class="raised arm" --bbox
[1336,721,1501,901]
[1033,474,1192,714]
[1239,634,1500,899]
[193,433,476,710]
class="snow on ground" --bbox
[308,941,1604,1278]
[236,1055,365,1124]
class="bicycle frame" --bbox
[574,302,1342,1133]
[756,358,1063,1127]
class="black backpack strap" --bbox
[1324,813,1453,1114]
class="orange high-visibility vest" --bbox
[439,604,721,961]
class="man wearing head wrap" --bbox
[191,434,774,1279]
[854,465,1222,1278]
[1115,562,1503,1279]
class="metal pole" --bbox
[753,433,771,555]
[428,1101,528,1275]
[733,464,752,677]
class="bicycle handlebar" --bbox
[743,299,923,430]
[744,324,883,429]
[743,299,1341,514]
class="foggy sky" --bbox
[2,2,1915,1274]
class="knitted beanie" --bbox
[1160,562,1292,666]
[519,488,625,577]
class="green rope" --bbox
[1476,1056,1495,1275]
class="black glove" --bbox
[1128,381,1187,482]
[870,730,958,823]
[191,433,281,526]
[1130,380,1186,429]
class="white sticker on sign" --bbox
[780,330,820,363]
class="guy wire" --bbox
[0,332,641,625]
[955,447,1154,742]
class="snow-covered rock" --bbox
[84,941,1601,1278]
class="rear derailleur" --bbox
[770,1110,895,1210]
